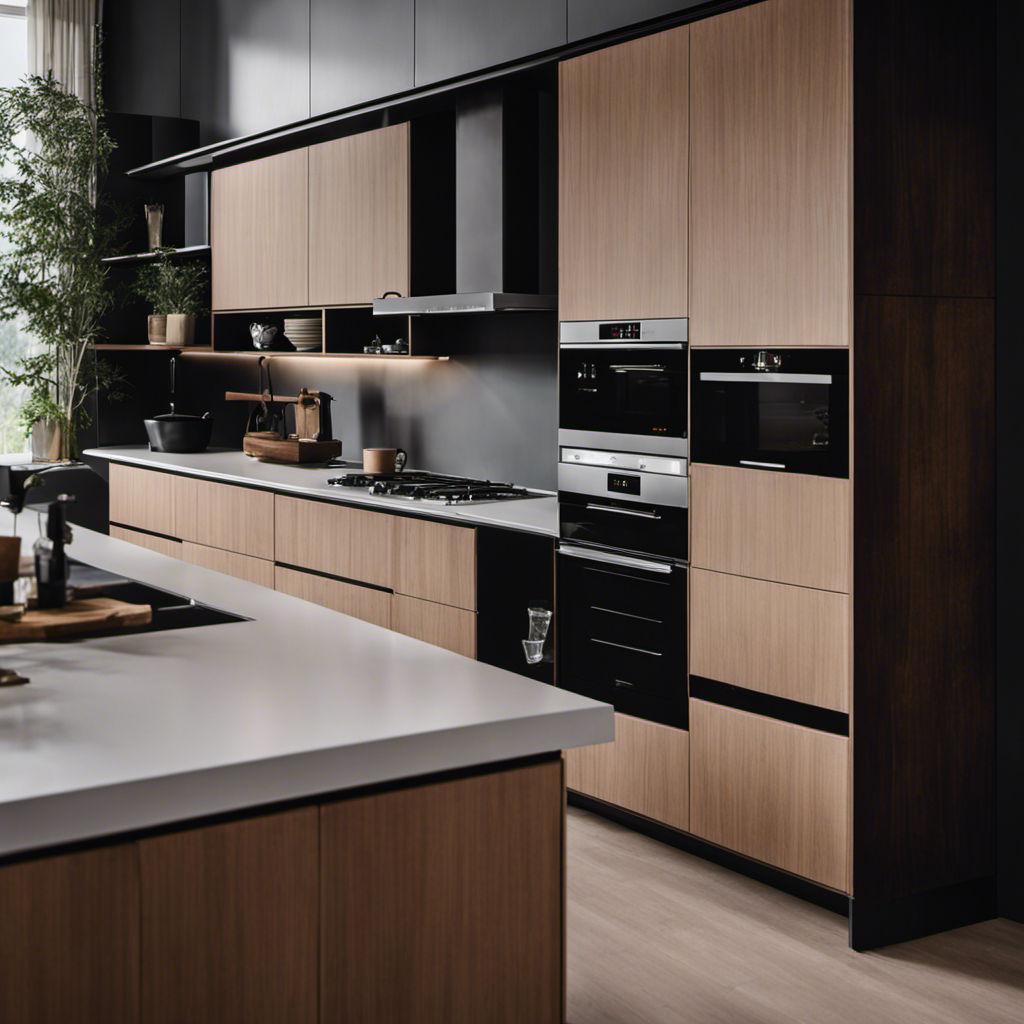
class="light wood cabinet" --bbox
[0,845,140,1024]
[176,477,275,561]
[181,542,275,589]
[690,698,849,891]
[110,524,183,560]
[392,515,477,611]
[109,463,179,538]
[320,759,563,1024]
[275,565,391,629]
[691,464,851,593]
[308,123,411,305]
[139,808,319,1024]
[689,0,852,347]
[392,593,477,659]
[274,495,393,589]
[565,713,689,832]
[559,25,688,322]
[211,148,309,310]
[690,568,850,712]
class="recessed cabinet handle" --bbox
[585,504,661,520]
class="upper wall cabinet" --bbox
[690,0,852,348]
[308,124,411,306]
[559,25,689,323]
[211,149,309,311]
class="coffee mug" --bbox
[363,447,407,474]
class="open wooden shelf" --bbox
[92,344,213,352]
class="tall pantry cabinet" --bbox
[560,0,995,950]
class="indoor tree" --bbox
[0,69,125,461]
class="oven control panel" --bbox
[599,322,641,340]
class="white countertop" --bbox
[1,513,610,858]
[83,447,559,536]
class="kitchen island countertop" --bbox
[83,446,559,536]
[0,513,610,859]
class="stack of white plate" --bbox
[283,317,322,352]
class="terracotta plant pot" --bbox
[166,313,196,346]
[148,314,168,345]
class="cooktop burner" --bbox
[326,471,535,504]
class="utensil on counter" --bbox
[240,381,340,464]
[363,448,407,474]
[294,388,334,441]
[246,357,286,436]
[250,323,278,350]
[144,357,213,453]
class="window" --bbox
[0,1,29,453]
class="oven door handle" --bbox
[610,365,668,373]
[586,503,662,520]
[698,371,832,384]
[558,545,674,574]
[560,342,685,350]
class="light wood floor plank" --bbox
[566,807,1024,1024]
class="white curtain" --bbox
[27,0,103,104]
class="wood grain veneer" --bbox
[140,807,318,1024]
[182,541,275,588]
[558,25,688,321]
[110,524,183,559]
[320,759,563,1024]
[690,698,849,891]
[565,713,689,832]
[309,123,410,305]
[690,464,850,593]
[691,568,849,713]
[275,564,391,629]
[0,844,140,1024]
[852,295,995,903]
[391,593,477,658]
[109,462,178,538]
[211,147,309,310]
[175,476,275,561]
[392,515,476,611]
[275,494,393,589]
[690,0,852,347]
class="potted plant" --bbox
[135,249,208,346]
[0,72,126,462]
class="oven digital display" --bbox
[599,322,641,340]
[608,473,641,495]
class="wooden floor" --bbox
[566,807,1024,1024]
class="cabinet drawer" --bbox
[690,698,848,891]
[109,464,179,538]
[275,496,393,589]
[391,595,476,659]
[565,713,688,832]
[691,464,850,592]
[182,542,274,589]
[275,566,391,630]
[175,478,275,560]
[690,568,849,712]
[392,516,476,611]
[110,525,183,560]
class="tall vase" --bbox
[145,204,164,250]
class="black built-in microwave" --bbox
[690,348,849,478]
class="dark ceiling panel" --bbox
[415,0,566,87]
[568,1,708,42]
[310,0,414,116]
[180,0,310,145]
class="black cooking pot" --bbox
[144,356,213,453]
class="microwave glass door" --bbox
[690,349,849,477]
[560,348,688,442]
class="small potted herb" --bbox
[135,249,208,346]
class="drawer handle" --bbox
[586,503,662,520]
[591,605,664,624]
[591,637,663,657]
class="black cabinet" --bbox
[103,0,182,119]
[180,0,310,145]
[567,1,704,42]
[310,0,414,116]
[415,0,566,86]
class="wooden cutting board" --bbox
[242,434,342,464]
[0,598,152,644]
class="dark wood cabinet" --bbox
[414,0,566,86]
[310,0,414,116]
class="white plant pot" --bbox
[166,313,196,347]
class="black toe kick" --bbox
[848,876,997,951]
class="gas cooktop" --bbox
[326,471,536,504]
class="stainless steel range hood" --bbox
[375,87,556,316]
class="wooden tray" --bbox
[0,598,152,644]
[242,434,342,464]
